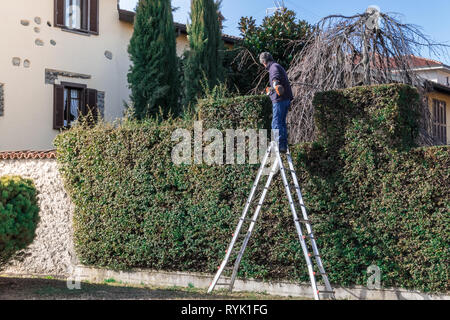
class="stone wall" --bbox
[44,69,91,85]
[0,158,77,276]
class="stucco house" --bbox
[0,0,239,151]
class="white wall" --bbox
[416,69,450,86]
[416,70,439,83]
[437,70,450,86]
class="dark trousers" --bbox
[272,100,290,151]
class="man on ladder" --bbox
[260,52,293,153]
[207,52,335,300]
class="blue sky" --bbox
[119,0,450,64]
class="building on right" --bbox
[408,56,450,145]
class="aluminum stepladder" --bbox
[207,141,335,300]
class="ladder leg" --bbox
[275,146,320,300]
[207,142,275,294]
[228,154,280,291]
[285,151,334,298]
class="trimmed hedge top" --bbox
[313,84,421,151]
[55,84,449,293]
[197,95,272,130]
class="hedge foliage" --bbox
[0,176,40,267]
[54,85,449,293]
[197,95,272,130]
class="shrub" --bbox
[127,0,180,118]
[0,176,40,267]
[225,9,311,94]
[54,85,449,293]
[183,0,224,108]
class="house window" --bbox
[432,99,447,144]
[446,77,449,86]
[54,0,99,35]
[53,82,98,130]
[65,0,84,30]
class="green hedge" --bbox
[297,84,448,292]
[54,85,449,293]
[0,176,40,267]
[197,95,272,130]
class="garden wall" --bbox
[0,152,77,276]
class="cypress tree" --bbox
[128,0,179,119]
[183,0,224,108]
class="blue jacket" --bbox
[266,61,293,103]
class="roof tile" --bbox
[0,150,57,160]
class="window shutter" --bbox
[432,100,448,144]
[89,0,99,35]
[84,88,98,125]
[80,0,90,31]
[54,0,65,27]
[53,84,65,129]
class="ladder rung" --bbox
[295,219,310,224]
[318,290,335,294]
[231,232,246,238]
[240,218,256,223]
[216,283,231,286]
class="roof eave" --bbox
[425,80,450,94]
[118,6,135,24]
[411,65,450,73]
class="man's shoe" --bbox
[279,148,287,154]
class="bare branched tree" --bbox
[287,9,449,145]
